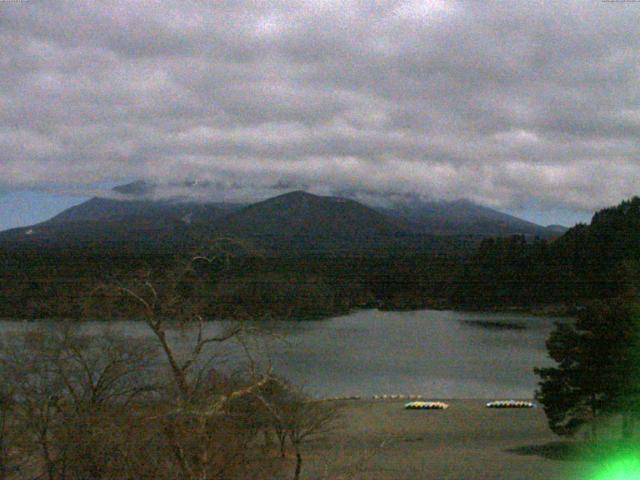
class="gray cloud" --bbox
[0,0,638,212]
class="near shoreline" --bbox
[303,399,585,480]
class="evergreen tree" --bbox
[535,299,640,439]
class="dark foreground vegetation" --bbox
[1,197,639,320]
[0,270,339,480]
[536,297,640,441]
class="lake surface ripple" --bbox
[0,309,565,399]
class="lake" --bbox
[0,309,565,399]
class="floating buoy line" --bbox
[404,401,449,410]
[319,395,536,410]
[322,394,426,401]
[485,400,535,408]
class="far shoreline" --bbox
[0,302,578,322]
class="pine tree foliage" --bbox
[535,299,640,438]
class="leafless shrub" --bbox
[0,324,158,480]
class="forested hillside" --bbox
[453,197,640,308]
[0,197,638,320]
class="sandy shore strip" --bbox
[301,399,588,480]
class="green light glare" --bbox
[590,456,640,480]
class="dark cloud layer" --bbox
[1,0,638,211]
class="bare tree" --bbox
[0,324,158,480]
[85,252,283,480]
[0,380,15,480]
[1,328,67,480]
[252,379,338,480]
[56,326,158,480]
[286,395,338,480]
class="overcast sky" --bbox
[0,0,639,230]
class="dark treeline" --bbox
[453,197,640,309]
[0,251,459,320]
[1,197,639,320]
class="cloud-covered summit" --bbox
[1,0,638,213]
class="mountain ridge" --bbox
[0,185,564,256]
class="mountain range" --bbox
[0,183,566,256]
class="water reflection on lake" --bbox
[0,309,566,399]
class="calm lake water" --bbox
[0,309,565,399]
